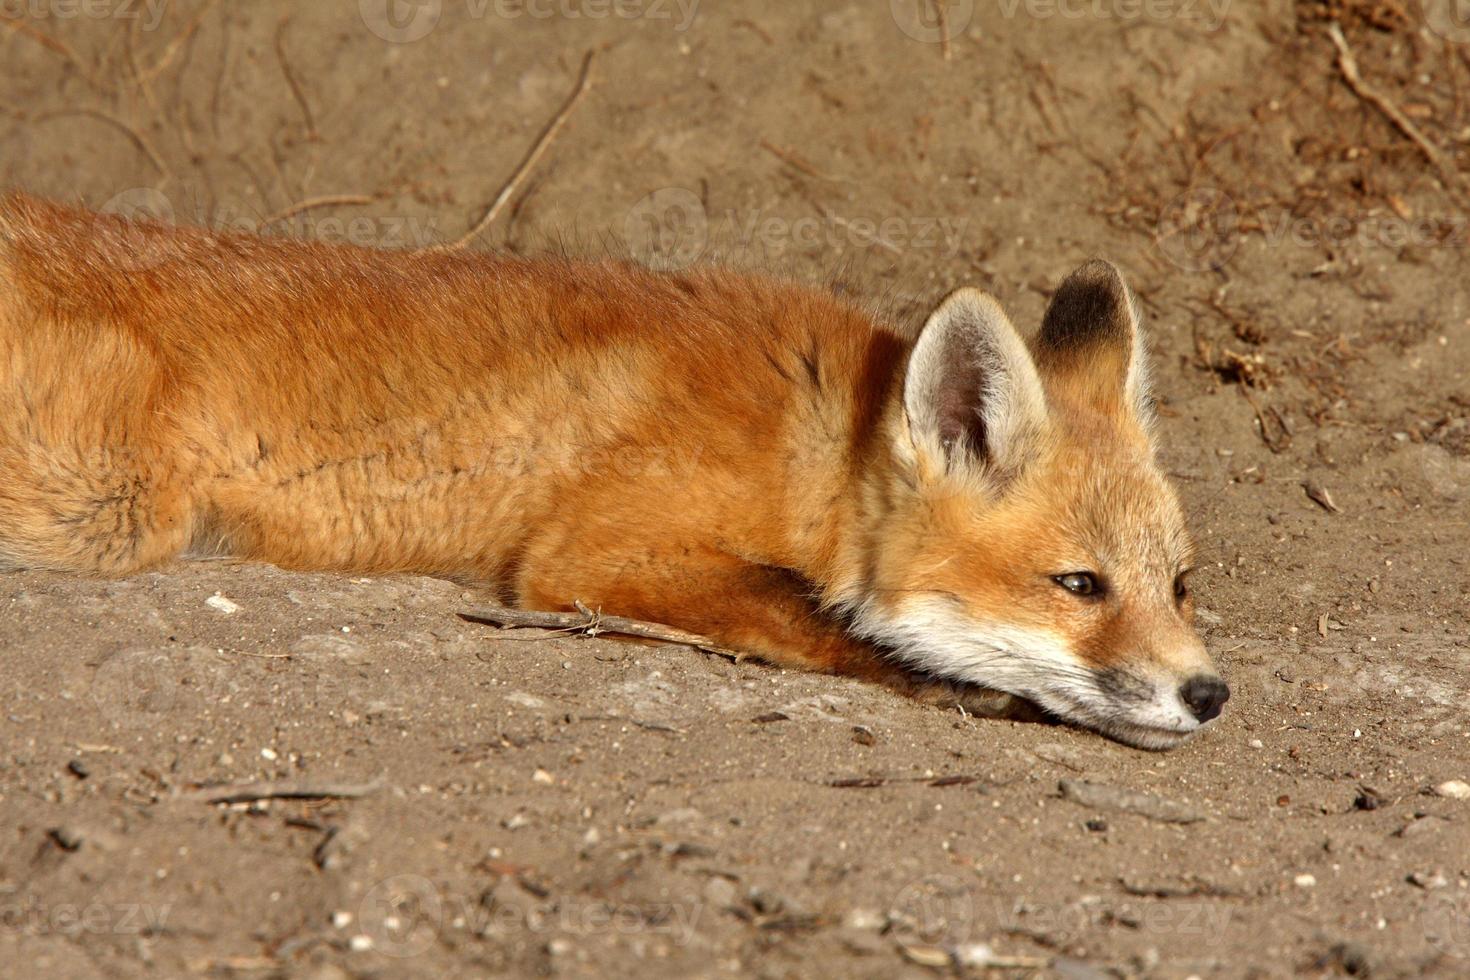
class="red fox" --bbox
[0,193,1227,749]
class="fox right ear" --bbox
[902,288,1047,476]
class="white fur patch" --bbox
[849,596,1207,750]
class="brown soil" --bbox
[2,1,1469,977]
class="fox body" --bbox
[0,194,1227,748]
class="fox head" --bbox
[852,260,1227,750]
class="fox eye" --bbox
[1054,573,1101,597]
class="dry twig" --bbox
[1,14,95,85]
[274,15,317,141]
[461,601,744,662]
[137,0,220,86]
[437,49,597,251]
[35,108,170,179]
[262,194,377,226]
[1327,24,1461,191]
[181,779,385,805]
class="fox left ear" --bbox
[1034,260,1153,423]
[902,288,1048,477]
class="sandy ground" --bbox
[2,0,1470,977]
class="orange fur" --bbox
[0,194,1225,747]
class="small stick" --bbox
[819,206,903,255]
[1,15,94,85]
[35,108,170,179]
[759,139,837,180]
[733,18,774,45]
[460,602,744,662]
[438,49,597,252]
[181,779,385,805]
[137,0,220,86]
[929,0,953,61]
[274,14,318,141]
[1327,24,1461,190]
[262,194,377,227]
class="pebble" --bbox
[1249,739,1264,750]
[348,935,373,952]
[1408,870,1449,890]
[842,907,885,931]
[1434,780,1470,800]
[331,911,353,929]
[532,769,554,785]
[205,594,240,615]
[1294,873,1317,888]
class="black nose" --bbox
[1180,676,1230,723]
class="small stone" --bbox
[260,747,278,761]
[331,911,353,929]
[900,944,952,968]
[1294,873,1317,888]
[504,813,530,830]
[1248,739,1264,750]
[1434,780,1470,800]
[851,725,876,746]
[843,907,885,931]
[206,594,241,615]
[954,944,997,968]
[348,935,373,952]
[48,827,84,852]
[532,769,554,785]
[1408,870,1449,890]
[66,759,90,779]
[702,877,737,908]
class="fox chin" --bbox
[0,193,1227,749]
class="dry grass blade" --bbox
[1327,23,1462,191]
[438,49,597,252]
[460,601,744,662]
[35,108,170,178]
[262,194,377,227]
[181,779,385,804]
[136,0,220,86]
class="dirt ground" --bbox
[2,0,1469,977]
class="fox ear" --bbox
[903,288,1047,475]
[1034,260,1152,422]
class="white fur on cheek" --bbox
[850,597,1207,750]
